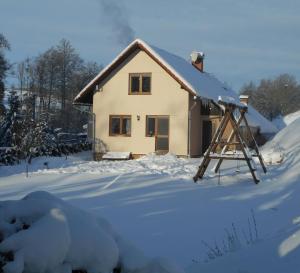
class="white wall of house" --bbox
[93,49,189,156]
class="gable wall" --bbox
[93,49,189,156]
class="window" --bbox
[146,116,169,137]
[109,115,131,136]
[129,73,151,94]
[146,117,156,136]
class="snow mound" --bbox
[272,110,300,130]
[262,117,300,165]
[0,191,184,273]
[284,110,300,126]
[263,117,300,152]
[187,108,300,273]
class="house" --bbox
[74,39,278,159]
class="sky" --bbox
[1,0,300,91]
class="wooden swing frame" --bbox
[193,100,267,184]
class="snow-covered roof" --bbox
[149,43,246,107]
[74,38,277,134]
[74,39,243,106]
[246,105,278,134]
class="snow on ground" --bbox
[0,191,184,273]
[0,120,300,272]
[272,110,300,130]
[188,118,300,272]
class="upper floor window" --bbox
[129,73,151,94]
[109,115,131,136]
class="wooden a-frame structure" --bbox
[193,99,267,184]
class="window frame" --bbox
[145,115,156,137]
[145,115,169,137]
[129,73,152,95]
[109,115,131,137]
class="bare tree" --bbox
[15,39,101,132]
[240,74,300,120]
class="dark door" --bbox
[155,117,169,153]
[202,120,212,154]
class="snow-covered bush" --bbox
[0,91,92,166]
[0,191,184,273]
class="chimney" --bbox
[239,95,249,105]
[190,51,205,72]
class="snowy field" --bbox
[1,118,300,273]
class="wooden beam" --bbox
[240,110,267,173]
[209,155,251,160]
[228,112,259,184]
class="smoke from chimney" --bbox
[99,0,135,46]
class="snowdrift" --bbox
[187,118,300,273]
[272,110,300,130]
[262,116,300,165]
[0,191,184,273]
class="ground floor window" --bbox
[109,115,131,136]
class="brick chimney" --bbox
[190,51,205,72]
[239,95,249,105]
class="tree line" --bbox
[0,34,100,164]
[240,74,300,120]
[14,38,101,131]
[0,34,102,133]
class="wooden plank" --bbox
[209,155,250,160]
[215,141,242,145]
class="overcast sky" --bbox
[1,0,300,90]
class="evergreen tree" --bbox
[0,89,21,147]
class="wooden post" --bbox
[241,110,267,173]
[228,112,259,184]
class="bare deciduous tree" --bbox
[240,74,300,120]
[15,39,101,132]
